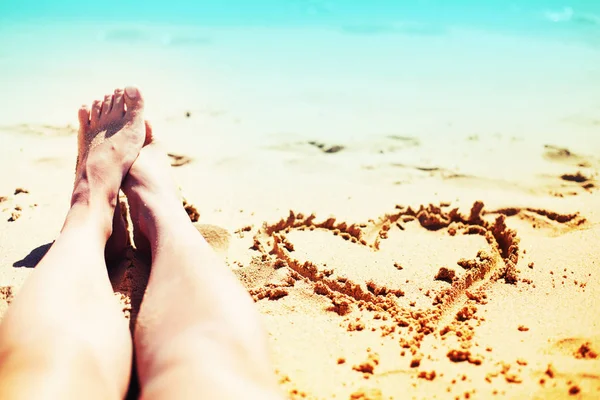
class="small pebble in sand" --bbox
[418,370,436,381]
[352,357,377,374]
[528,262,534,269]
[410,357,422,368]
[545,364,556,378]
[575,342,598,359]
[435,267,456,284]
[337,357,346,365]
[569,385,581,395]
[8,211,21,222]
[347,322,365,332]
[505,373,522,384]
[183,199,200,222]
[518,325,529,332]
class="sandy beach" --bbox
[1,18,600,399]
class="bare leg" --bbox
[0,87,146,399]
[123,123,281,399]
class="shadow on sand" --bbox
[13,242,53,268]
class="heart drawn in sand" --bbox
[243,201,586,367]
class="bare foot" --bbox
[122,121,191,259]
[73,87,146,238]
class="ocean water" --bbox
[0,1,599,150]
[2,0,600,32]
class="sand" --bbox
[0,113,599,399]
[1,22,600,400]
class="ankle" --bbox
[128,195,192,245]
[124,174,181,207]
[65,194,115,241]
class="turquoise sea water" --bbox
[2,1,600,36]
[0,1,599,149]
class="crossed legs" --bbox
[0,88,280,399]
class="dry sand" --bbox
[0,107,599,400]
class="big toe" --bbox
[124,86,144,117]
[144,120,155,146]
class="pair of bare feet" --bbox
[0,87,279,399]
[71,87,279,399]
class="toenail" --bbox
[125,87,138,99]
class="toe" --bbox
[101,94,113,116]
[90,100,102,128]
[111,89,125,116]
[144,120,154,145]
[124,86,144,116]
[78,105,90,131]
